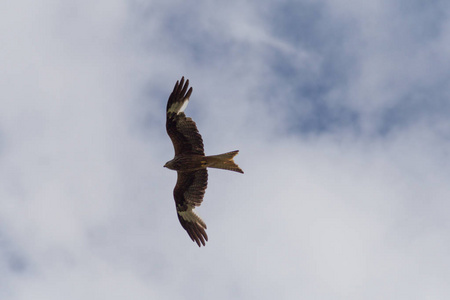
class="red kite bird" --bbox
[164,77,243,247]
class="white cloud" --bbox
[1,0,450,299]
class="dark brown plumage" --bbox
[164,77,243,247]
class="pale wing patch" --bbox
[177,207,207,229]
[167,98,189,114]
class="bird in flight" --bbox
[164,76,243,247]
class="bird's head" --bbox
[164,160,175,170]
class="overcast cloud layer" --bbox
[1,1,450,299]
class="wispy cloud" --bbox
[1,0,449,299]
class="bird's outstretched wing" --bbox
[166,77,204,156]
[174,169,208,247]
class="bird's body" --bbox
[164,154,207,172]
[164,77,243,247]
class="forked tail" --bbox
[206,150,244,173]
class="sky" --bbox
[1,0,450,299]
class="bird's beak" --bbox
[163,163,167,168]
